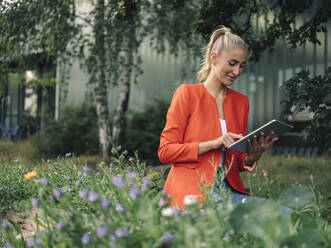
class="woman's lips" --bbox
[227,75,236,81]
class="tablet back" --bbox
[228,119,293,153]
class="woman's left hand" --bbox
[244,131,278,165]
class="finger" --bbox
[228,133,243,140]
[252,135,258,145]
[247,138,252,147]
[259,131,265,145]
[224,135,235,145]
[247,139,253,151]
[264,137,279,150]
[264,131,274,143]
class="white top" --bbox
[220,119,227,134]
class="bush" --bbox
[281,67,331,153]
[35,103,99,157]
[121,99,169,165]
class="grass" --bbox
[0,140,108,168]
[240,152,331,222]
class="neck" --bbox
[204,76,228,99]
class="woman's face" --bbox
[211,47,247,87]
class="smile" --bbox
[227,75,236,81]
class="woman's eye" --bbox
[229,62,236,66]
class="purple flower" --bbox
[66,176,72,181]
[97,226,107,237]
[27,238,34,247]
[115,228,128,238]
[88,192,100,202]
[83,166,92,173]
[49,195,54,201]
[40,178,49,186]
[65,153,72,157]
[2,220,10,229]
[126,172,137,179]
[81,234,90,244]
[162,232,176,243]
[76,180,81,186]
[116,203,125,212]
[141,178,150,185]
[159,198,167,207]
[223,234,231,242]
[53,188,63,197]
[129,184,140,199]
[47,159,51,163]
[0,187,3,191]
[110,235,117,242]
[35,237,41,246]
[102,199,111,210]
[4,244,14,248]
[79,189,89,198]
[56,222,66,230]
[73,164,77,169]
[31,197,40,207]
[68,187,75,192]
[112,176,125,189]
[141,178,150,191]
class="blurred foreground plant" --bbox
[1,150,330,247]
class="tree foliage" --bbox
[281,67,331,153]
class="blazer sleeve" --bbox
[158,85,200,164]
[238,97,257,172]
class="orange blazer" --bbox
[158,83,257,210]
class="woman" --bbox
[158,26,281,212]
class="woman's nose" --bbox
[233,66,240,76]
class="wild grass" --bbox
[241,152,331,222]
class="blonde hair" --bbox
[197,26,248,82]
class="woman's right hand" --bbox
[213,133,243,149]
[198,133,243,156]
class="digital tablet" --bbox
[228,119,293,153]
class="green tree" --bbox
[281,68,331,153]
[1,0,330,159]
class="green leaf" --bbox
[279,186,314,209]
[280,229,326,248]
[230,199,289,246]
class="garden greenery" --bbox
[0,148,330,247]
[35,103,99,157]
[281,67,331,153]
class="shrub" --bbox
[35,103,99,157]
[121,99,169,165]
[281,67,331,153]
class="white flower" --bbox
[241,198,247,203]
[161,207,174,217]
[184,195,198,206]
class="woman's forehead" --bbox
[221,47,247,61]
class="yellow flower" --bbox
[24,170,38,180]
